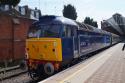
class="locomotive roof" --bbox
[32,15,112,35]
[35,15,77,26]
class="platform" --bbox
[39,43,125,83]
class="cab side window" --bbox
[62,25,77,37]
[62,26,71,37]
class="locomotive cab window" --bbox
[43,24,61,37]
[28,26,41,38]
[28,24,62,38]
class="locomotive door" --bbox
[72,27,79,58]
[61,25,79,62]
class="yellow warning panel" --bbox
[26,38,62,61]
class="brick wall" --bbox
[0,13,34,62]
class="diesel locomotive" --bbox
[25,15,120,79]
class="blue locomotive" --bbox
[26,15,120,79]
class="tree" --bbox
[84,17,90,24]
[84,17,98,28]
[92,21,98,27]
[63,4,77,20]
[0,0,20,7]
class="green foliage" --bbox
[84,17,98,28]
[0,0,20,7]
[63,4,77,20]
[92,21,98,27]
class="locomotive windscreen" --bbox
[28,24,61,38]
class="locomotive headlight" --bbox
[25,48,29,59]
[25,52,29,59]
[53,42,57,56]
[53,42,57,47]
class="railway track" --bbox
[0,73,32,83]
[0,66,45,83]
[0,66,27,81]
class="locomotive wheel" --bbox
[44,63,54,75]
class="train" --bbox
[25,15,120,79]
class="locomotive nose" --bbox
[26,38,62,61]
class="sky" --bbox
[19,0,125,28]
